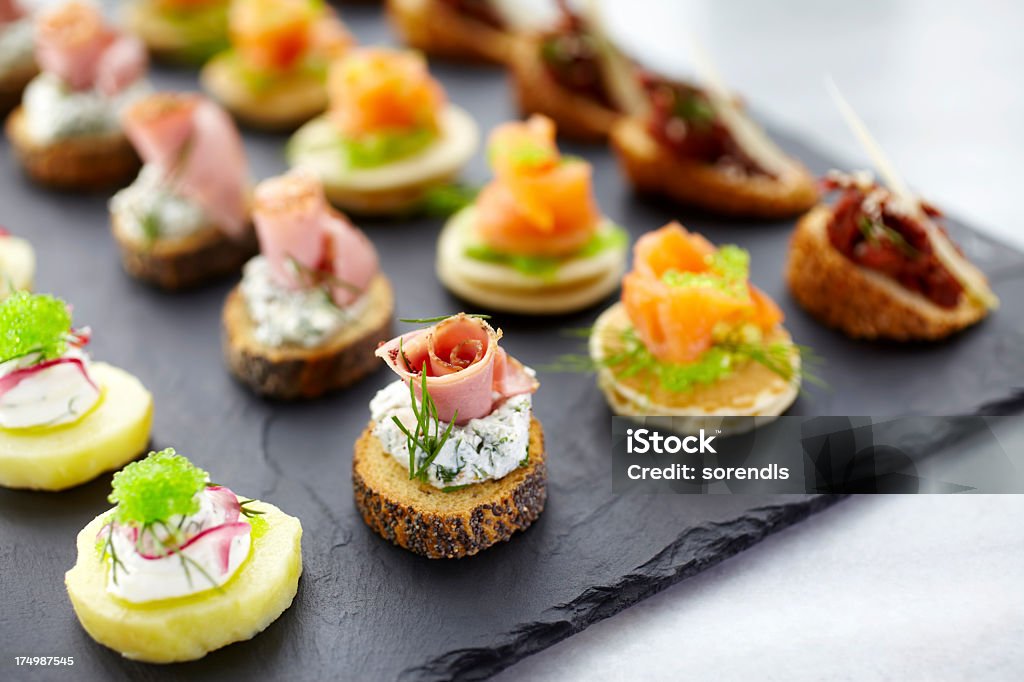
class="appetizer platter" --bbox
[2,3,1024,680]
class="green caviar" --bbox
[109,449,209,525]
[0,292,72,364]
[662,245,751,300]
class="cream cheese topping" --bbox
[0,346,100,430]
[104,488,252,604]
[110,165,210,242]
[370,379,533,489]
[21,71,150,144]
[240,255,369,348]
[0,16,33,80]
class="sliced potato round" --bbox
[0,363,153,491]
[66,499,302,663]
[0,235,36,296]
[287,105,479,214]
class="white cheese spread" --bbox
[0,16,33,80]
[110,165,210,242]
[370,379,533,489]
[21,71,150,144]
[0,347,101,430]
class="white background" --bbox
[497,1,1024,680]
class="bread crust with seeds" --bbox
[509,37,620,142]
[786,205,990,340]
[353,417,547,559]
[386,0,520,64]
[222,274,394,399]
[111,212,258,291]
[5,106,140,191]
[611,116,818,219]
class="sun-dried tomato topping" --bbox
[537,3,612,108]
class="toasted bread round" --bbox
[222,274,394,399]
[590,303,799,435]
[5,106,140,191]
[122,1,228,64]
[200,54,326,131]
[287,106,479,215]
[0,234,35,295]
[509,37,620,142]
[786,205,989,340]
[0,60,37,115]
[436,207,627,314]
[611,116,818,219]
[386,0,520,64]
[111,212,258,291]
[353,417,547,559]
[0,363,153,491]
[66,498,302,663]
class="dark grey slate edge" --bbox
[401,494,847,682]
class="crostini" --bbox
[611,74,818,218]
[0,227,35,296]
[223,170,394,399]
[437,115,628,314]
[200,0,353,130]
[110,92,257,290]
[287,47,479,215]
[66,448,303,663]
[387,0,525,64]
[786,170,997,340]
[123,0,230,64]
[354,313,545,558]
[5,1,149,190]
[589,223,802,434]
[0,0,37,115]
[0,292,153,491]
[510,0,646,141]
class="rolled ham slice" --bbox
[34,1,146,94]
[123,93,250,238]
[376,314,539,424]
[0,0,24,24]
[253,171,378,305]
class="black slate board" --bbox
[1,5,1023,682]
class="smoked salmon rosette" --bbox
[786,170,997,340]
[386,0,532,65]
[0,292,153,491]
[611,71,818,219]
[353,313,546,559]
[287,47,479,215]
[437,115,628,314]
[110,92,258,291]
[200,0,354,130]
[5,0,150,190]
[123,0,231,64]
[588,223,802,434]
[509,0,648,142]
[65,449,303,663]
[222,170,394,399]
[0,226,35,297]
[0,0,37,115]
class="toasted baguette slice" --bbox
[0,60,36,115]
[66,498,302,663]
[590,303,799,435]
[611,116,818,219]
[200,54,326,131]
[436,207,627,314]
[111,212,258,291]
[223,274,394,399]
[786,205,990,340]
[5,106,140,191]
[509,36,620,142]
[122,1,227,64]
[0,234,35,296]
[0,363,153,491]
[287,106,479,215]
[353,417,547,559]
[386,0,520,64]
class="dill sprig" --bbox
[390,363,458,482]
[237,498,266,518]
[399,313,491,324]
[858,216,919,259]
